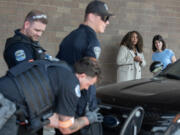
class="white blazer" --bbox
[116,46,146,82]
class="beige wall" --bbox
[1,0,180,85]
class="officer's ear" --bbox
[76,73,89,85]
[87,13,97,23]
[24,21,31,29]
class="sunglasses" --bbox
[100,16,110,22]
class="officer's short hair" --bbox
[24,10,48,24]
[74,57,101,80]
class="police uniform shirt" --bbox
[3,29,45,68]
[56,24,101,66]
[50,67,81,117]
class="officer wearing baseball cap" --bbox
[85,0,113,18]
[56,1,113,135]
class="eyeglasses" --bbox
[100,16,110,22]
[32,14,47,20]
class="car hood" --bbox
[97,77,180,111]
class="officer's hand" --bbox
[48,113,59,128]
[85,108,104,124]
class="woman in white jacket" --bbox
[116,31,146,82]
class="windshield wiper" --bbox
[160,73,180,80]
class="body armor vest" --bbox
[4,34,46,61]
[7,60,71,132]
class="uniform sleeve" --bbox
[55,71,80,117]
[5,43,34,66]
[85,39,101,59]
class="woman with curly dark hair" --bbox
[152,34,176,69]
[116,31,146,82]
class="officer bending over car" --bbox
[0,57,103,135]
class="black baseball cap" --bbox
[85,0,113,17]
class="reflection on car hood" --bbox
[97,77,180,111]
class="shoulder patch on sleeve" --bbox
[75,85,81,98]
[93,46,101,59]
[14,50,26,61]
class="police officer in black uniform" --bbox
[56,1,113,134]
[3,10,57,69]
[0,57,103,135]
[3,10,58,135]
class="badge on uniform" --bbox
[93,47,101,59]
[15,50,26,61]
[75,85,81,98]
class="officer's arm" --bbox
[89,57,97,61]
[48,113,89,134]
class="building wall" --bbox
[1,0,180,85]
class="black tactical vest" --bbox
[4,34,46,61]
[7,60,69,132]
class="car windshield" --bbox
[159,59,180,79]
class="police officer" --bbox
[3,10,58,135]
[0,57,103,135]
[3,10,57,69]
[56,1,113,134]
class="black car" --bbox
[97,59,180,135]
